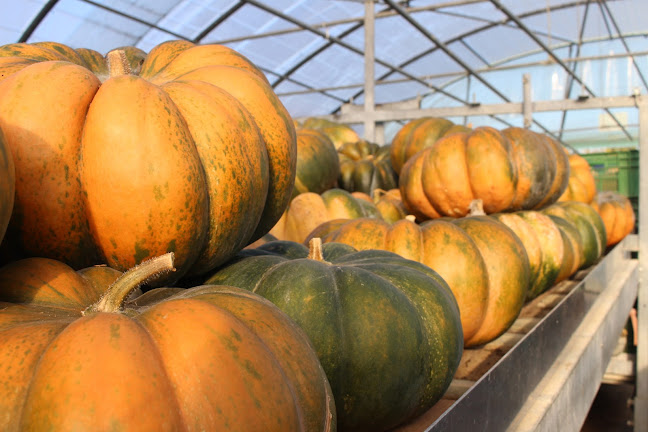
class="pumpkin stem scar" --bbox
[469,198,486,216]
[106,49,131,77]
[84,253,176,315]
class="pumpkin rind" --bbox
[452,216,530,347]
[390,117,455,175]
[0,127,13,245]
[533,135,570,209]
[293,128,340,197]
[591,191,635,246]
[337,141,398,195]
[205,241,462,432]
[0,257,334,432]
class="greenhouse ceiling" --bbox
[2,0,647,149]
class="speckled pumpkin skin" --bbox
[205,241,462,432]
[558,153,597,204]
[293,127,340,197]
[312,217,489,346]
[0,257,334,432]
[591,191,635,247]
[400,127,518,219]
[0,40,294,279]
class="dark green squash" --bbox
[337,141,398,195]
[205,239,463,432]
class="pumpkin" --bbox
[501,127,556,211]
[0,126,14,245]
[205,239,463,432]
[390,117,466,174]
[543,201,606,269]
[558,153,597,203]
[372,188,408,223]
[0,254,334,431]
[590,191,635,247]
[547,214,584,283]
[293,127,340,197]
[491,210,563,299]
[269,188,380,243]
[337,141,398,195]
[307,216,488,346]
[399,126,518,219]
[450,210,530,347]
[532,134,570,209]
[0,40,296,279]
[301,118,360,149]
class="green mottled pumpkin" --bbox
[337,141,398,195]
[205,239,463,432]
[293,127,340,197]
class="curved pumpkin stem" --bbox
[106,49,132,77]
[85,253,176,315]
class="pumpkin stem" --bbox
[405,215,417,222]
[468,199,486,216]
[84,253,176,314]
[106,49,132,77]
[307,238,326,262]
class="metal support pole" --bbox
[364,0,376,142]
[523,73,532,128]
[636,94,648,432]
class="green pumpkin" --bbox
[337,141,398,195]
[205,239,463,432]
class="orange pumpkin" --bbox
[558,153,597,203]
[301,117,360,149]
[0,40,295,279]
[399,126,517,219]
[270,188,380,243]
[533,135,570,209]
[591,191,635,246]
[0,254,334,431]
[390,117,469,175]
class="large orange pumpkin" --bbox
[591,191,635,246]
[0,254,335,431]
[399,126,518,219]
[0,40,296,279]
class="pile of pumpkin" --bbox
[0,40,636,432]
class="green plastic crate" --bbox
[582,149,638,198]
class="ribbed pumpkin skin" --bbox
[390,117,456,175]
[400,127,517,219]
[533,135,570,209]
[205,241,463,432]
[0,128,14,245]
[543,201,606,269]
[337,141,398,195]
[502,128,555,211]
[548,215,583,282]
[293,128,340,197]
[0,258,334,432]
[492,211,563,299]
[0,41,293,279]
[373,189,408,223]
[591,192,635,246]
[452,216,530,347]
[559,153,597,203]
[313,217,488,345]
[270,188,380,243]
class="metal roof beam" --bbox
[19,0,59,42]
[599,0,648,91]
[241,0,472,107]
[193,1,245,43]
[559,0,591,141]
[489,0,632,140]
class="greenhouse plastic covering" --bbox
[2,0,647,149]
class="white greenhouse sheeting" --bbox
[1,0,647,147]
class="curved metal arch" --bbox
[18,0,60,42]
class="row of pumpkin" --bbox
[0,40,638,432]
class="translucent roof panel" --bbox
[1,0,646,148]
